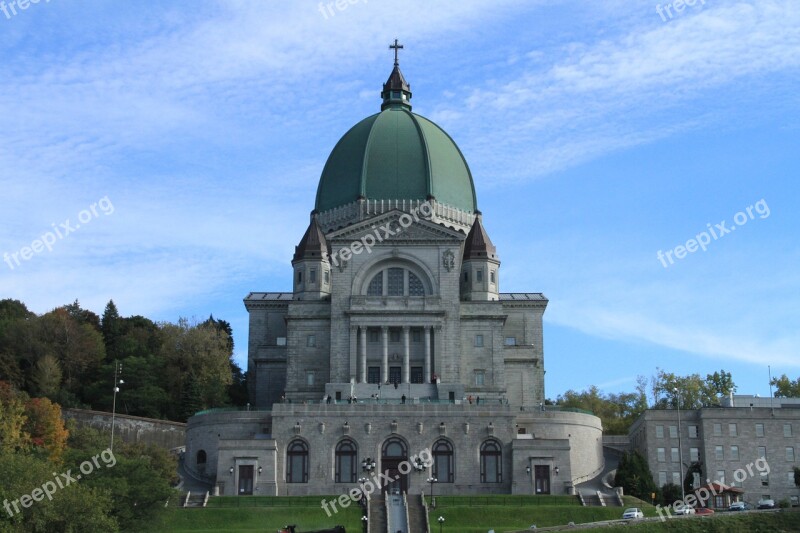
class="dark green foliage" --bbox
[684,462,702,497]
[660,483,682,506]
[614,451,657,502]
[0,298,246,422]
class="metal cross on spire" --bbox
[389,39,404,66]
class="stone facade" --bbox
[185,60,603,499]
[629,396,800,506]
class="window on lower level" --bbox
[306,335,316,347]
[474,370,485,386]
[276,337,287,346]
[474,334,484,347]
[504,337,517,346]
[756,423,765,437]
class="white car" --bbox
[674,506,696,515]
[622,508,644,519]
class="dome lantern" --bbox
[381,39,412,111]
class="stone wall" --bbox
[62,408,185,450]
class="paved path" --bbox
[387,494,408,533]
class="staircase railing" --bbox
[420,493,432,533]
[402,492,411,533]
[385,496,392,533]
[183,491,191,508]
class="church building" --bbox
[185,45,603,500]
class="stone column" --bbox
[381,326,389,383]
[359,327,367,384]
[402,326,410,383]
[424,326,432,384]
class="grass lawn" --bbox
[586,509,800,533]
[147,496,362,533]
[426,495,657,533]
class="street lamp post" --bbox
[427,476,437,509]
[437,515,445,533]
[358,476,368,508]
[110,362,124,452]
[673,387,685,502]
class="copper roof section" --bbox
[292,217,328,263]
[463,214,497,260]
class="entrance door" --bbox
[389,366,401,385]
[382,437,408,494]
[238,465,254,495]
[534,465,551,494]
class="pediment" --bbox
[327,210,465,244]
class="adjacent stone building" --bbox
[629,395,800,507]
[185,52,602,498]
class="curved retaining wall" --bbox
[62,408,185,450]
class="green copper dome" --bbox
[314,65,477,214]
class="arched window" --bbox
[287,440,309,483]
[335,440,357,483]
[433,440,454,483]
[196,449,207,465]
[387,268,404,295]
[364,267,427,297]
[383,437,407,458]
[480,440,502,483]
[408,272,424,296]
[367,274,383,296]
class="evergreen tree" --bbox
[614,451,657,501]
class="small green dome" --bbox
[315,100,477,214]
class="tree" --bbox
[794,466,800,487]
[770,374,800,398]
[101,300,123,361]
[0,381,29,453]
[30,354,62,397]
[67,425,175,530]
[614,451,657,501]
[705,370,736,399]
[651,368,737,409]
[160,318,233,420]
[38,308,105,394]
[0,449,118,532]
[684,461,703,497]
[660,483,682,506]
[24,397,69,463]
[556,383,647,435]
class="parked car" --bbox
[695,508,715,515]
[622,508,644,519]
[674,506,696,515]
[729,501,752,511]
[757,499,776,509]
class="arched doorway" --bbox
[381,437,408,494]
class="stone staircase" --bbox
[182,491,208,508]
[406,494,429,533]
[369,496,387,533]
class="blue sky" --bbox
[1,0,798,402]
